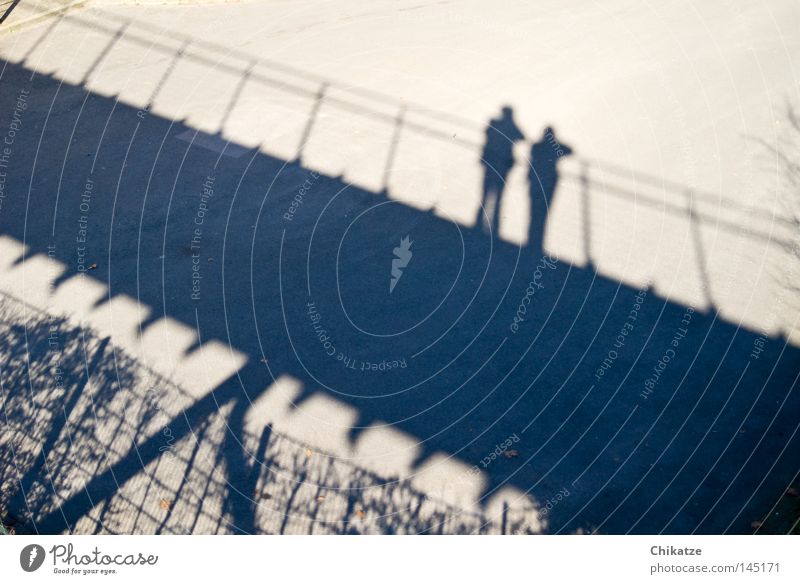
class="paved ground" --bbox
[0,1,799,534]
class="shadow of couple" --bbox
[476,106,573,259]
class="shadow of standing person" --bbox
[476,106,524,236]
[527,126,573,259]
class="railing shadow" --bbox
[0,0,22,26]
[0,292,539,534]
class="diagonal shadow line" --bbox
[0,0,22,25]
[7,335,110,523]
[31,363,253,534]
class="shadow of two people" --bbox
[476,106,573,258]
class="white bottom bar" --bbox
[2,535,796,583]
